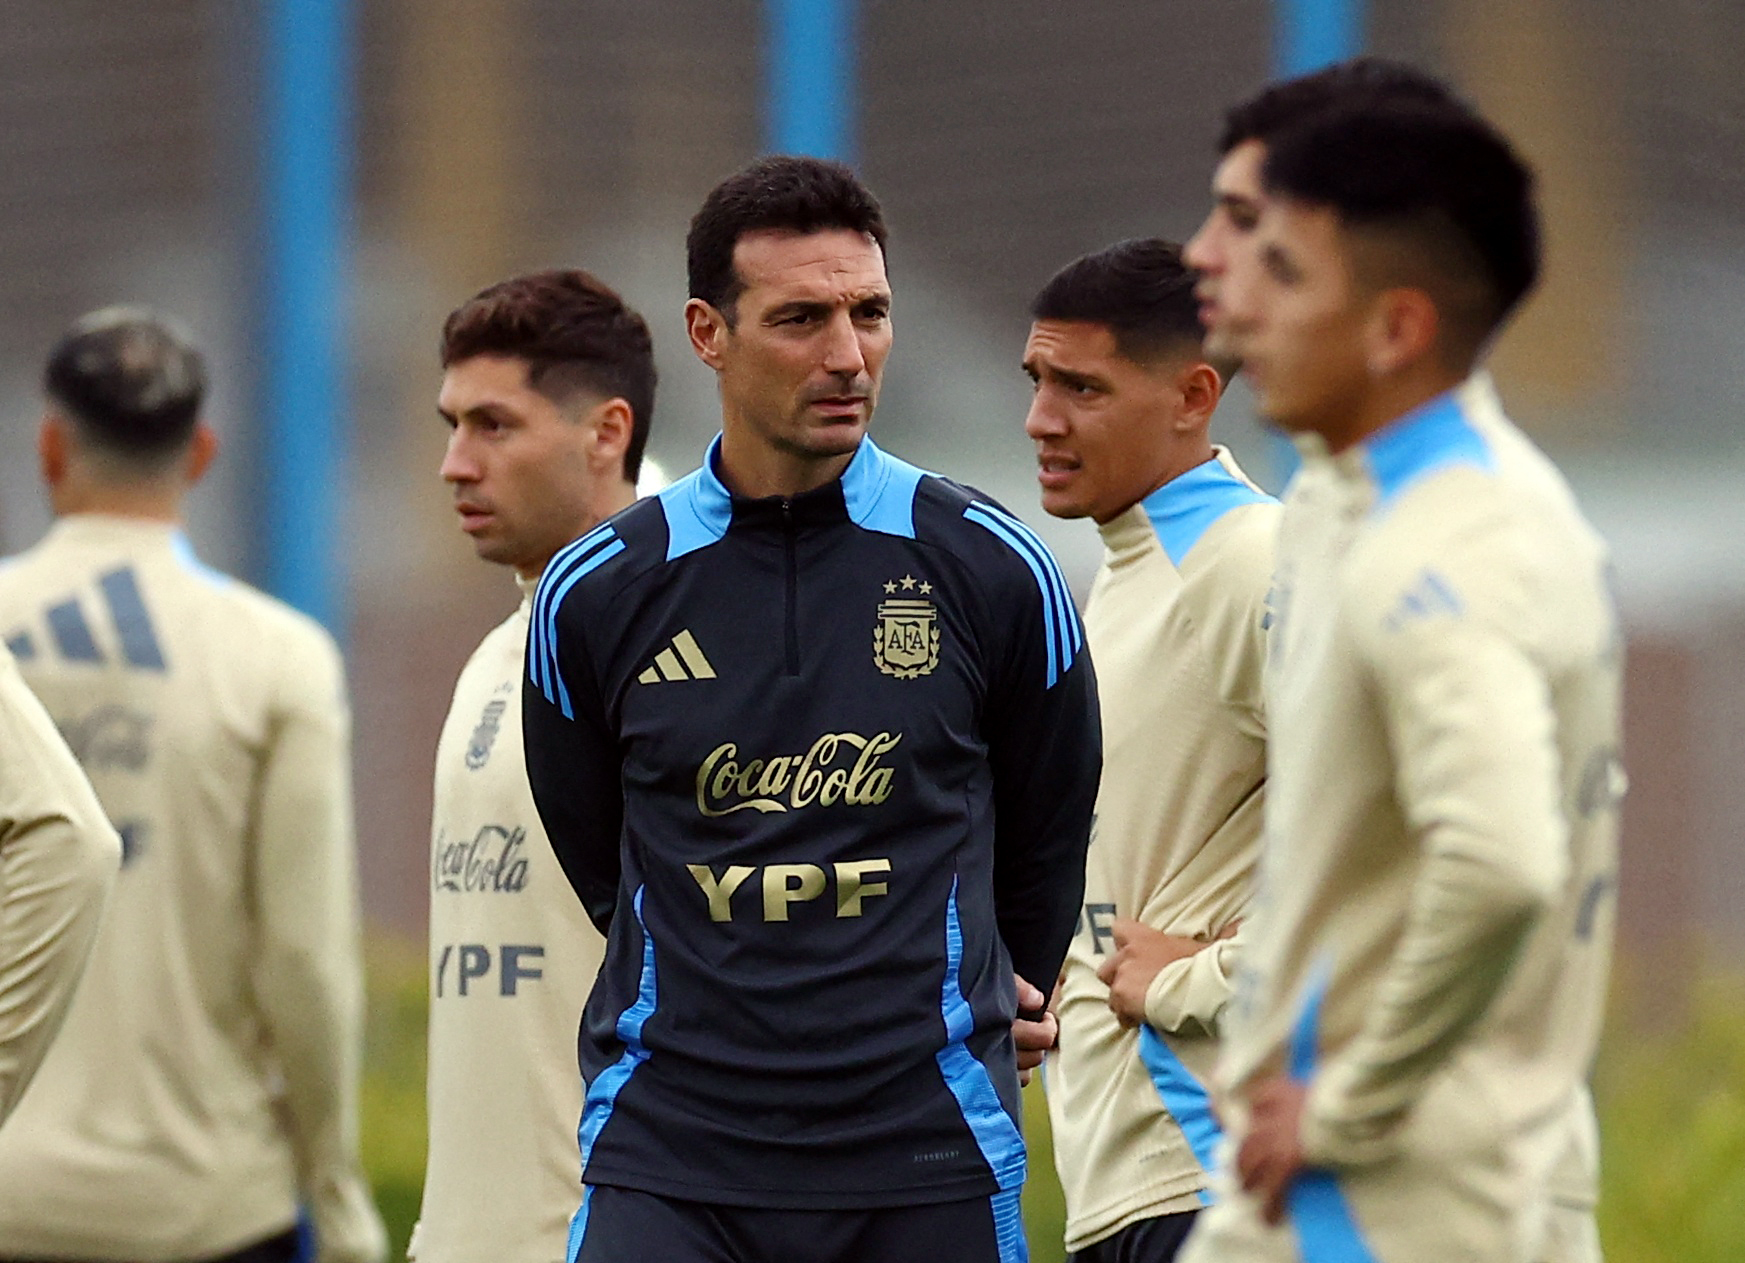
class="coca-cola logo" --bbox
[433,824,531,893]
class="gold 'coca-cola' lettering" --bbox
[695,731,902,818]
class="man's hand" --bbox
[1012,973,1058,1087]
[1237,1076,1308,1225]
[1095,918,1237,1027]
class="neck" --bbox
[1313,367,1464,455]
[515,479,638,581]
[53,479,184,524]
[1096,436,1217,524]
[717,422,857,500]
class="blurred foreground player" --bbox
[0,309,385,1263]
[0,627,120,1126]
[1180,101,1621,1263]
[1024,240,1277,1262]
[1184,57,1461,363]
[411,270,654,1263]
[522,155,1101,1263]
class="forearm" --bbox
[1301,843,1550,1165]
[1144,936,1239,1037]
[0,811,119,1122]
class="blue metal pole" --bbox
[261,0,352,633]
[1274,0,1366,77]
[765,0,856,160]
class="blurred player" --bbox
[1023,239,1278,1263]
[412,270,655,1263]
[1179,100,1621,1263]
[0,633,120,1125]
[1184,58,1461,363]
[0,309,385,1263]
[522,155,1101,1263]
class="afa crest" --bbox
[873,579,940,679]
[466,699,508,770]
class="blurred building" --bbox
[0,0,1739,965]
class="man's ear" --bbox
[685,298,731,370]
[1173,361,1225,433]
[1364,288,1440,378]
[185,423,219,486]
[38,413,69,487]
[587,397,634,476]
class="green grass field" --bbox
[362,940,1745,1263]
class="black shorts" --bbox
[1064,1211,1198,1263]
[569,1185,1028,1263]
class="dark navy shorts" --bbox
[569,1185,1029,1263]
[1065,1210,1198,1263]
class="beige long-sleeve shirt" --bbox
[0,642,120,1125]
[1046,449,1278,1251]
[0,515,384,1263]
[1223,383,1621,1195]
[411,577,605,1263]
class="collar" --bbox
[1099,448,1270,567]
[45,513,187,550]
[659,434,925,559]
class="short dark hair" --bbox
[1218,56,1462,154]
[1262,101,1541,359]
[1031,238,1209,367]
[687,155,888,323]
[44,307,206,466]
[441,269,656,483]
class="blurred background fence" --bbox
[2,2,1741,1258]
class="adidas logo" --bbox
[1383,568,1464,632]
[638,629,717,684]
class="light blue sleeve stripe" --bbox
[564,1186,593,1263]
[574,886,657,1178]
[1136,1026,1221,1197]
[1284,962,1380,1262]
[964,507,1058,686]
[533,523,616,682]
[934,880,1028,1190]
[962,504,1087,688]
[980,503,1083,660]
[532,536,624,719]
[989,1187,1029,1263]
[532,523,615,693]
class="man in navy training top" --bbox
[522,154,1102,1263]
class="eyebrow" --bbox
[1026,358,1104,391]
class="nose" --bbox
[821,311,867,379]
[1184,214,1220,275]
[1024,390,1068,440]
[440,428,477,484]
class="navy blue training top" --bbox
[523,435,1100,1210]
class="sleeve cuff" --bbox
[1299,1062,1406,1168]
[1142,939,1236,1037]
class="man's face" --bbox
[700,228,892,463]
[1184,138,1267,363]
[1218,197,1373,438]
[1023,320,1201,523]
[438,354,618,576]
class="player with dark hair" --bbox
[1023,239,1277,1263]
[1177,100,1620,1263]
[0,308,385,1263]
[521,154,1101,1263]
[412,270,659,1263]
[1184,57,1465,362]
